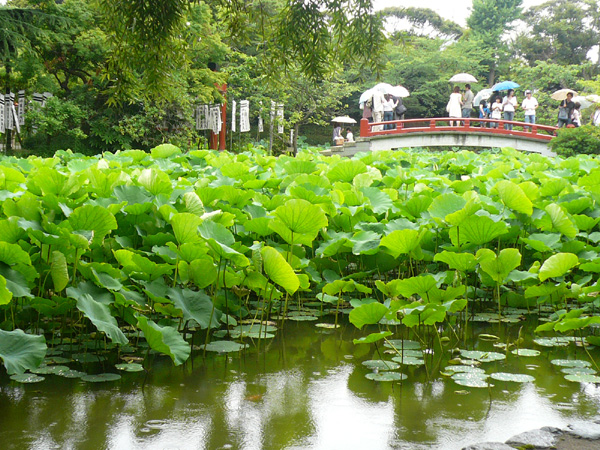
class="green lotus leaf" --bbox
[490,372,535,382]
[434,251,477,272]
[271,198,328,236]
[402,195,433,219]
[427,193,466,221]
[551,359,592,368]
[383,339,421,350]
[353,331,392,345]
[51,251,69,292]
[326,159,367,183]
[10,373,45,383]
[115,363,144,372]
[545,204,578,239]
[564,373,600,383]
[167,287,220,329]
[350,230,381,255]
[511,349,540,357]
[150,143,181,159]
[493,180,533,215]
[362,359,400,370]
[0,265,33,298]
[0,242,31,266]
[69,205,117,244]
[0,329,47,375]
[0,218,24,243]
[170,212,202,245]
[538,253,579,282]
[198,220,235,245]
[136,316,191,366]
[365,372,407,381]
[137,168,172,195]
[454,215,507,246]
[75,293,128,345]
[244,217,274,237]
[385,275,437,298]
[0,275,11,305]
[349,302,389,330]
[188,257,218,289]
[261,246,299,294]
[204,340,249,353]
[477,248,521,284]
[361,187,393,214]
[379,229,423,258]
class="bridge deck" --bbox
[360,117,558,141]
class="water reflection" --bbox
[0,321,598,450]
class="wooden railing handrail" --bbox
[360,117,558,142]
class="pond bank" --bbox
[463,421,600,449]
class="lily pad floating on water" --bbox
[10,373,45,383]
[511,349,541,357]
[361,360,400,371]
[551,359,592,368]
[383,340,421,350]
[533,337,571,347]
[315,323,340,329]
[81,373,122,382]
[58,369,87,379]
[561,367,597,375]
[564,373,600,383]
[44,356,72,364]
[365,372,407,382]
[31,365,71,375]
[115,363,145,372]
[451,372,490,388]
[391,356,425,366]
[490,372,535,383]
[287,315,318,321]
[444,365,486,374]
[459,350,506,362]
[478,334,500,342]
[204,341,249,353]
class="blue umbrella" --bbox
[491,80,520,91]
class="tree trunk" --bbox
[293,123,299,155]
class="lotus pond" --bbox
[1,145,600,448]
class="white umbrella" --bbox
[473,88,493,107]
[359,88,376,105]
[585,94,600,103]
[449,73,478,83]
[572,96,593,109]
[551,89,578,101]
[388,85,410,98]
[331,116,357,124]
[373,82,394,93]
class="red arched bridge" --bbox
[333,117,559,157]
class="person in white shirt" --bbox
[502,89,517,130]
[571,103,582,127]
[345,128,354,142]
[490,97,503,128]
[591,107,600,126]
[521,90,538,130]
[382,94,398,130]
[371,90,386,131]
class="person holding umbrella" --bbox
[502,89,517,130]
[557,92,575,127]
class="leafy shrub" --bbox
[549,125,600,157]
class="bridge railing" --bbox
[360,117,558,141]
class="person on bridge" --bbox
[521,90,538,130]
[558,92,575,127]
[447,86,463,126]
[372,90,386,131]
[592,106,600,126]
[490,97,503,128]
[502,89,517,130]
[571,103,582,127]
[479,100,489,127]
[382,94,398,130]
[462,84,474,118]
[393,96,407,121]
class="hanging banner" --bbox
[290,128,294,143]
[42,92,53,107]
[11,102,20,134]
[33,92,44,107]
[5,93,14,130]
[277,103,284,134]
[240,100,250,133]
[258,101,264,132]
[196,105,209,130]
[18,90,25,126]
[231,100,236,132]
[209,105,222,134]
[0,94,4,134]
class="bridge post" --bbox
[360,118,370,137]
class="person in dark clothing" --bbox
[558,92,575,127]
[393,96,407,121]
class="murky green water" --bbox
[1,319,600,450]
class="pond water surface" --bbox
[1,319,599,450]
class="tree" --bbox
[513,0,598,66]
[379,7,463,40]
[466,0,523,85]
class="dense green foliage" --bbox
[2,146,600,376]
[550,125,600,156]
